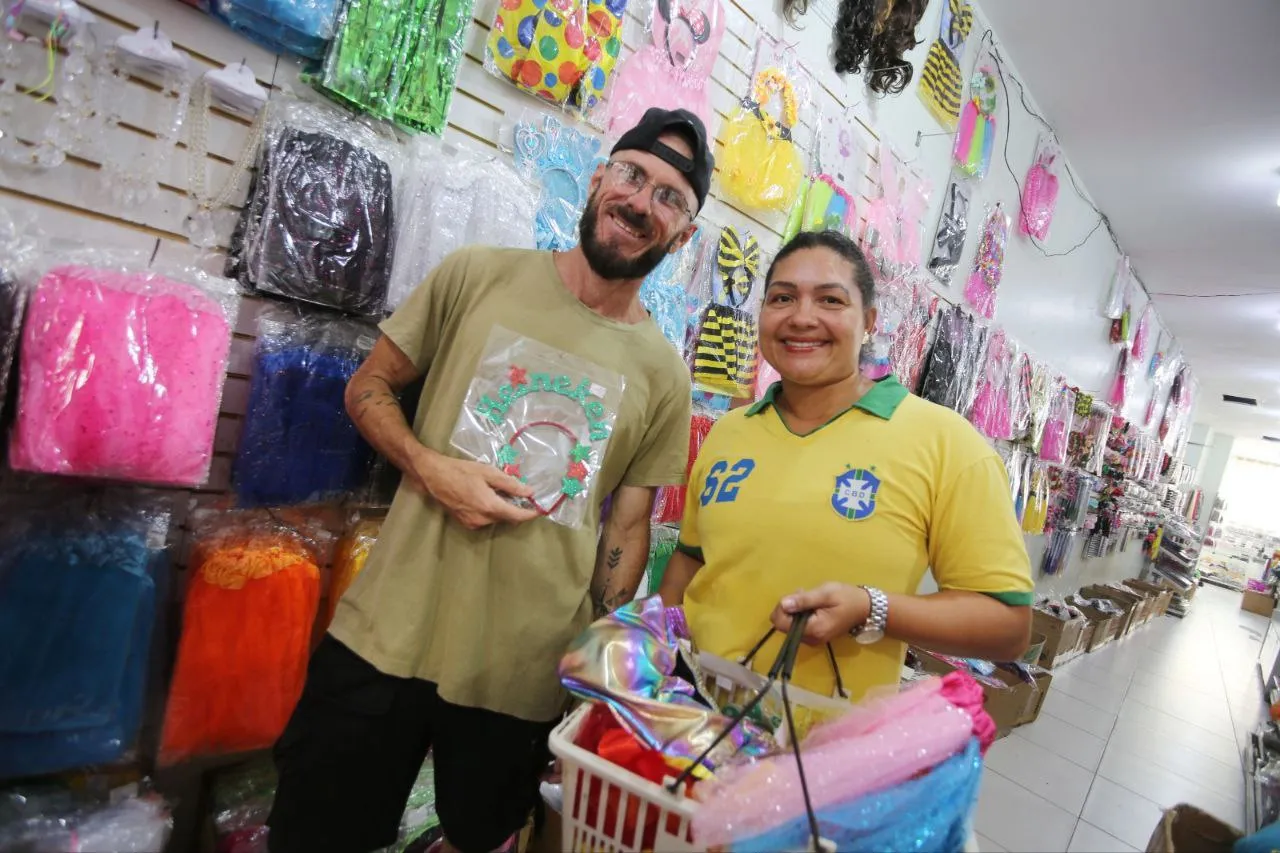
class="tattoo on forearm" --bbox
[354,389,401,421]
[593,588,630,620]
[606,547,622,572]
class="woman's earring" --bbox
[862,332,871,345]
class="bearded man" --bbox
[266,108,710,853]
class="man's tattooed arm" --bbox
[589,489,655,619]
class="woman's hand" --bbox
[771,583,871,645]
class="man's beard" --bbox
[578,195,679,280]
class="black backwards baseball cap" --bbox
[611,107,714,214]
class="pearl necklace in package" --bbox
[451,327,626,528]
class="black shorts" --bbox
[267,636,556,853]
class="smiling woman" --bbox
[658,229,1035,702]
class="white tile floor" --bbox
[973,584,1270,853]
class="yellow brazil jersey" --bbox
[679,376,1033,701]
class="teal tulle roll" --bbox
[730,739,982,853]
[313,0,477,134]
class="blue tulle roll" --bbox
[234,341,373,507]
[0,525,165,778]
[730,739,983,853]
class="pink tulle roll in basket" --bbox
[691,673,993,847]
[11,265,233,487]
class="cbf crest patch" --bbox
[832,466,880,521]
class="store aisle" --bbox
[972,585,1268,852]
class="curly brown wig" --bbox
[829,0,927,96]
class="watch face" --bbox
[855,627,884,645]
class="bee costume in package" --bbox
[692,226,761,398]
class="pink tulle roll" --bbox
[691,677,973,847]
[11,265,231,487]
[938,671,996,754]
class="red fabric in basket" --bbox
[573,705,694,848]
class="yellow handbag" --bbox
[719,67,804,212]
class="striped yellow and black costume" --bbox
[692,226,761,398]
[917,0,973,130]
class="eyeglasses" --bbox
[604,160,694,221]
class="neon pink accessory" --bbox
[691,675,975,847]
[937,671,996,753]
[964,204,1009,319]
[969,329,1013,440]
[600,0,725,136]
[1131,305,1152,360]
[1107,348,1130,409]
[1019,148,1059,241]
[11,265,231,487]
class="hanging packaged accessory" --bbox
[691,226,761,398]
[639,227,704,355]
[861,141,903,279]
[719,36,808,212]
[485,0,629,110]
[952,63,996,181]
[596,0,724,136]
[927,174,970,286]
[963,202,1009,319]
[1018,132,1060,241]
[204,59,268,116]
[233,304,377,507]
[11,257,237,487]
[917,0,973,129]
[450,327,626,529]
[185,76,269,248]
[511,112,606,251]
[1102,255,1131,319]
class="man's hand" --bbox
[409,449,539,530]
[770,583,871,645]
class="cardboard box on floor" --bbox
[1242,588,1275,617]
[1031,609,1085,668]
[911,650,1039,737]
[1018,668,1053,727]
[1074,603,1122,651]
[1124,579,1174,617]
[1081,584,1143,635]
[1122,583,1160,625]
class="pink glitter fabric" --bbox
[691,675,975,847]
[11,265,232,487]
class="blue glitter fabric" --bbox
[512,114,605,251]
[0,490,169,778]
[730,739,982,853]
[234,308,376,507]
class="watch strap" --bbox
[853,585,889,636]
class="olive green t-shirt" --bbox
[329,247,692,721]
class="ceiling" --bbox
[979,0,1280,439]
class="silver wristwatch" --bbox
[852,585,888,645]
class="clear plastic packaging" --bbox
[313,0,474,133]
[1102,256,1130,319]
[963,203,1008,319]
[897,171,932,273]
[511,112,607,251]
[969,327,1012,439]
[952,63,997,181]
[918,304,963,409]
[10,257,236,487]
[1007,346,1033,442]
[160,508,331,764]
[322,512,384,631]
[1018,132,1060,241]
[817,105,868,196]
[860,141,902,279]
[387,138,538,311]
[783,174,856,242]
[887,279,940,392]
[1040,383,1075,464]
[639,227,705,356]
[0,481,173,779]
[927,174,971,286]
[642,524,680,594]
[917,0,975,130]
[1107,347,1131,410]
[691,226,762,398]
[484,0,630,110]
[1026,360,1054,455]
[718,33,810,212]
[233,304,377,508]
[0,789,172,852]
[861,275,911,380]
[236,98,397,317]
[0,210,37,427]
[1131,304,1153,360]
[213,0,336,59]
[651,411,713,524]
[449,326,626,528]
[211,757,277,852]
[595,0,725,137]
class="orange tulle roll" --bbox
[160,519,326,764]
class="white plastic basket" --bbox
[547,651,982,853]
[548,652,851,853]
